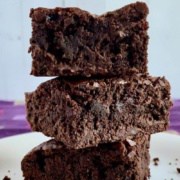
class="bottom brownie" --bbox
[21,132,150,180]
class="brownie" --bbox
[21,132,150,180]
[25,74,172,149]
[29,2,149,77]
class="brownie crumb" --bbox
[169,162,172,165]
[153,157,159,166]
[3,176,11,180]
[177,168,180,173]
[175,158,179,161]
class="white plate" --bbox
[0,132,179,180]
[150,132,180,180]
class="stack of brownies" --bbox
[21,2,172,179]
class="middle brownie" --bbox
[26,74,172,149]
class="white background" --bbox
[0,0,179,100]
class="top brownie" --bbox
[29,2,149,77]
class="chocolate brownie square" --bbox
[21,132,150,180]
[25,74,172,149]
[29,2,149,77]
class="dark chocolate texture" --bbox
[22,132,150,180]
[25,74,172,149]
[29,2,149,77]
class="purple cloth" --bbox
[169,100,180,132]
[0,101,31,138]
[0,100,179,138]
[0,100,14,105]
